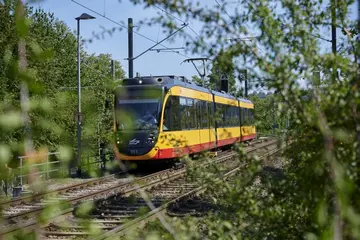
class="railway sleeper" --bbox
[96,204,161,210]
[46,223,116,230]
[90,214,134,219]
[69,218,128,224]
[91,209,139,215]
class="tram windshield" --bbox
[116,99,160,130]
[115,87,163,130]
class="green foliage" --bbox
[1,0,359,239]
[0,2,125,181]
[128,0,360,239]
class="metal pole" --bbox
[20,157,23,187]
[77,19,82,177]
[239,69,248,97]
[46,154,49,180]
[111,59,115,79]
[272,97,275,135]
[244,70,248,98]
[98,122,100,163]
[331,0,337,55]
[128,18,134,78]
[331,0,337,82]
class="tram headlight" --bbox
[146,133,156,144]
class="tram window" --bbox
[186,98,196,129]
[215,103,221,127]
[235,107,240,126]
[180,97,187,129]
[231,106,237,126]
[240,108,244,125]
[228,105,235,127]
[244,108,249,125]
[249,109,254,125]
[222,104,226,127]
[163,97,171,131]
[208,102,214,128]
[223,105,228,127]
[224,105,232,127]
[229,106,233,126]
[194,99,201,129]
[248,109,252,125]
[219,104,224,127]
[163,96,181,131]
[201,101,208,128]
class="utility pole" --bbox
[75,13,96,178]
[111,59,115,79]
[331,0,337,55]
[244,70,248,98]
[331,0,337,82]
[272,97,275,135]
[239,69,248,97]
[128,18,134,78]
[126,23,187,78]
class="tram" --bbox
[114,75,256,161]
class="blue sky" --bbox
[30,0,209,79]
[29,0,358,92]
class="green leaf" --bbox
[0,111,22,130]
[316,201,327,227]
[0,145,11,165]
[58,146,73,163]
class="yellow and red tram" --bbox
[114,75,256,161]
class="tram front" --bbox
[114,79,164,160]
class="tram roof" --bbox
[118,75,252,103]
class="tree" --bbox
[0,3,125,174]
[126,0,360,238]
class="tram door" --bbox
[195,99,211,151]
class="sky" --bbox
[30,0,209,79]
[29,0,358,93]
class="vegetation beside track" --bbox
[0,0,359,239]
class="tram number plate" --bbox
[130,149,138,155]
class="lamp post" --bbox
[75,13,95,177]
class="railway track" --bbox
[0,137,278,238]
[89,146,282,240]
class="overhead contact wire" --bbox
[70,0,191,59]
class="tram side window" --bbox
[180,97,187,130]
[241,108,249,125]
[200,101,208,128]
[186,98,196,129]
[208,102,215,128]
[236,107,241,126]
[232,106,239,126]
[244,108,249,125]
[224,105,228,127]
[194,99,201,129]
[163,96,181,131]
[215,103,224,128]
[240,108,244,125]
[223,105,230,127]
[249,109,255,125]
[233,106,238,126]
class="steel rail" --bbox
[93,143,284,240]
[0,138,277,237]
[43,139,280,239]
[0,137,267,208]
[0,172,123,207]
